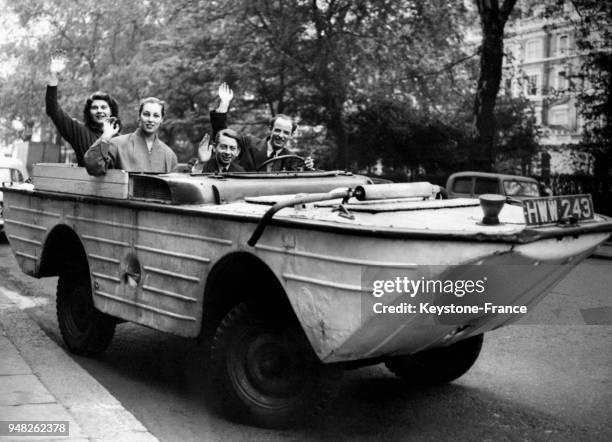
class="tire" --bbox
[209,302,342,428]
[56,270,116,356]
[385,334,483,386]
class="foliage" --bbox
[535,0,611,177]
[569,0,612,176]
[154,0,475,168]
[493,93,540,174]
[345,91,539,178]
[0,0,541,176]
[346,98,466,176]
[0,0,171,139]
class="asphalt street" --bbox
[0,239,610,441]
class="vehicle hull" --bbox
[3,188,609,363]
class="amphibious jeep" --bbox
[2,164,610,428]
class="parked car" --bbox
[0,157,29,235]
[446,171,544,200]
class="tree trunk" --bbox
[473,0,517,171]
[328,106,348,170]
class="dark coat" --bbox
[46,85,104,166]
[210,111,304,172]
[191,156,245,173]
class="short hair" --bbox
[83,91,119,128]
[138,97,166,117]
[215,128,239,145]
[269,114,297,134]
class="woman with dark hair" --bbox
[82,91,120,129]
[45,51,121,166]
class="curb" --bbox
[592,242,612,260]
[0,289,159,441]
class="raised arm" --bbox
[45,51,91,165]
[189,134,213,173]
[216,82,234,113]
[210,82,234,138]
[45,51,75,128]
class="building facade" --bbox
[503,3,592,174]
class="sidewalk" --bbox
[0,289,158,441]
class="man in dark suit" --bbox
[190,129,245,173]
[210,83,314,172]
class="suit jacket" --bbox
[191,157,245,173]
[84,128,177,176]
[210,111,304,172]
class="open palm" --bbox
[198,134,212,162]
[50,50,67,74]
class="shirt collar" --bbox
[135,128,158,147]
[267,140,283,158]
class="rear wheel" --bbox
[385,334,483,386]
[209,302,341,428]
[56,270,115,356]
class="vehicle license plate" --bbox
[523,194,595,226]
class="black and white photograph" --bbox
[0,0,610,440]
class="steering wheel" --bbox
[256,154,306,171]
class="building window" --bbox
[504,44,517,64]
[525,39,542,60]
[525,73,540,96]
[557,34,569,55]
[541,152,551,177]
[556,70,568,90]
[551,108,569,126]
[534,107,542,125]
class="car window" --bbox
[503,180,540,197]
[452,177,472,194]
[0,168,11,182]
[0,168,24,183]
[474,178,500,195]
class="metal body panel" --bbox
[2,168,611,361]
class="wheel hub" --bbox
[242,333,306,399]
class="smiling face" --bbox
[214,133,239,166]
[138,102,164,135]
[270,117,293,150]
[89,99,111,125]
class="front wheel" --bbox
[209,302,341,428]
[56,271,116,356]
[385,334,483,386]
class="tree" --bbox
[0,0,173,136]
[569,0,612,177]
[472,0,518,170]
[239,0,472,169]
[493,94,540,174]
[158,0,471,170]
[346,98,468,178]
